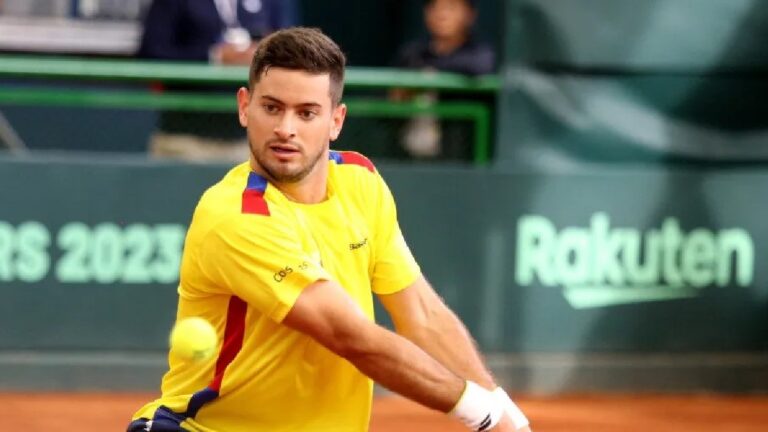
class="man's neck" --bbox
[277,178,328,204]
[250,159,329,204]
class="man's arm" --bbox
[282,279,515,431]
[378,274,532,431]
[378,274,495,387]
[283,279,463,411]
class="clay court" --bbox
[2,392,767,431]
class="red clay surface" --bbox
[0,392,767,431]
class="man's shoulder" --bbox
[329,151,386,210]
[200,161,248,197]
[195,163,273,222]
[193,182,291,246]
[328,150,376,174]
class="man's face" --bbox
[237,68,346,183]
[425,0,475,40]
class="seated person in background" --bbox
[393,0,495,160]
[137,0,299,162]
[395,0,494,76]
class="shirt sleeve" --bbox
[370,172,421,295]
[198,213,332,322]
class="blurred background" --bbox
[0,0,767,429]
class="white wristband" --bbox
[450,381,504,431]
[492,387,530,430]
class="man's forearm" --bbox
[399,304,496,389]
[284,279,512,430]
[344,324,520,431]
[342,321,466,412]
[399,307,535,431]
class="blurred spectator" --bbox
[393,0,495,160]
[395,0,494,76]
[137,0,299,162]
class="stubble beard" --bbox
[251,140,327,184]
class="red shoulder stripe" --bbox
[241,172,270,215]
[339,151,375,173]
[241,189,270,215]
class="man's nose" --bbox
[274,114,297,140]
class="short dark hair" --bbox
[248,27,346,106]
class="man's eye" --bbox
[263,104,279,113]
[299,111,317,120]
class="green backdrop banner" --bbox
[512,0,768,70]
[499,0,768,167]
[496,71,768,166]
[1,156,766,353]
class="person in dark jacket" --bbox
[393,0,495,160]
[138,0,299,161]
[395,0,494,76]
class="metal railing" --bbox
[0,54,499,163]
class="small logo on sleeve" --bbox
[349,238,368,251]
[273,266,293,282]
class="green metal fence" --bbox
[0,55,498,163]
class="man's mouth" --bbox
[269,144,300,154]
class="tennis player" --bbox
[128,27,530,432]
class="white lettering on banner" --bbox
[515,213,755,308]
[0,221,185,284]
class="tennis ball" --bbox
[169,317,218,362]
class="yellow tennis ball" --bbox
[169,317,218,362]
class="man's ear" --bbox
[237,87,251,127]
[330,103,347,141]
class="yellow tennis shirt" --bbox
[133,151,420,432]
